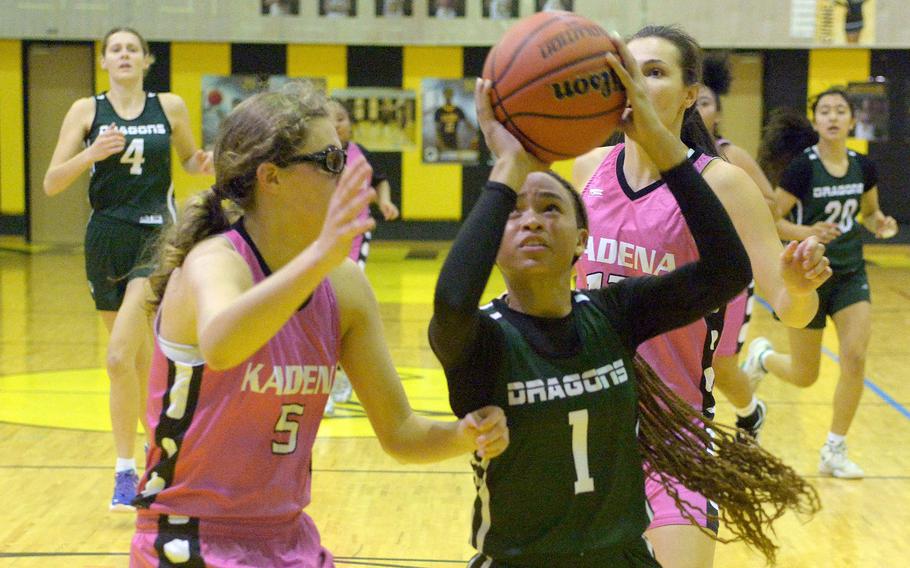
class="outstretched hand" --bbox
[315,159,376,267]
[780,236,832,295]
[459,405,510,459]
[191,149,215,176]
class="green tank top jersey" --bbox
[86,92,174,226]
[783,147,874,273]
[471,293,650,565]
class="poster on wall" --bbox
[202,75,327,149]
[261,0,300,15]
[847,80,889,142]
[376,0,412,17]
[421,78,479,165]
[536,0,573,11]
[331,88,417,152]
[814,0,876,45]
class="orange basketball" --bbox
[482,11,625,163]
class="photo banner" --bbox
[421,78,480,165]
[331,88,417,152]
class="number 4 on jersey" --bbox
[121,138,145,175]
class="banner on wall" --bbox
[847,80,888,142]
[202,75,327,149]
[814,0,876,45]
[421,78,479,165]
[331,88,417,152]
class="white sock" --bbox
[758,349,772,373]
[734,396,758,418]
[826,432,846,446]
[115,458,137,473]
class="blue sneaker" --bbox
[110,470,139,512]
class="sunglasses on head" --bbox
[279,146,347,174]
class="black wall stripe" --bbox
[346,46,403,239]
[869,50,910,226]
[462,46,493,221]
[145,42,170,93]
[231,43,287,75]
[347,46,402,87]
[762,50,809,122]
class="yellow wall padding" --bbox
[808,49,870,154]
[169,42,229,202]
[288,45,347,92]
[403,46,463,221]
[0,40,25,215]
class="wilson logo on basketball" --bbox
[550,71,621,101]
[537,25,608,60]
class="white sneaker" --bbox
[331,368,353,404]
[742,337,772,387]
[323,396,335,417]
[819,441,864,479]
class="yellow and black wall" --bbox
[2,42,909,237]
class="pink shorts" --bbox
[715,282,754,358]
[131,511,333,568]
[645,468,719,533]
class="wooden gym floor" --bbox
[1,238,908,567]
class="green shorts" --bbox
[84,214,160,311]
[805,267,871,329]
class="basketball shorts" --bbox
[715,281,755,357]
[85,214,159,311]
[131,512,333,568]
[645,468,719,534]
[805,268,871,329]
[466,536,659,567]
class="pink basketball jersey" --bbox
[575,144,721,415]
[136,227,341,524]
[346,142,373,267]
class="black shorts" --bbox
[805,268,871,329]
[84,214,160,311]
[467,538,660,567]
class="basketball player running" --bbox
[748,90,898,479]
[431,35,821,565]
[43,27,213,511]
[573,26,830,568]
[696,51,779,442]
[130,85,509,566]
[325,99,400,414]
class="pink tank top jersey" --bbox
[136,227,341,523]
[575,144,721,415]
[346,142,373,266]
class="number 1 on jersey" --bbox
[121,138,145,175]
[569,409,595,494]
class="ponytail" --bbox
[758,107,818,187]
[681,105,719,158]
[146,188,235,312]
[634,355,820,564]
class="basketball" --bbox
[482,11,625,163]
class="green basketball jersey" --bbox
[471,293,651,566]
[780,146,876,273]
[86,92,173,225]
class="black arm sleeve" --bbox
[778,154,813,200]
[857,154,878,191]
[588,159,753,351]
[357,145,389,187]
[428,181,515,416]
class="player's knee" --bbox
[790,367,821,388]
[838,347,867,375]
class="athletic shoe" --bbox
[110,470,139,512]
[323,396,336,417]
[742,337,773,387]
[735,399,767,444]
[819,441,865,479]
[331,368,353,404]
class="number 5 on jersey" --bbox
[273,404,305,455]
[121,138,145,175]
